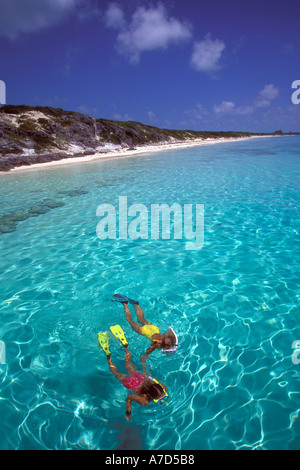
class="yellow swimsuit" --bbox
[141,324,160,341]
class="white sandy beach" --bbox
[4,135,269,174]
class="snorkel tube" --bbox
[161,327,178,356]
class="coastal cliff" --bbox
[0,104,263,171]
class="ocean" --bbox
[0,135,299,450]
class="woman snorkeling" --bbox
[98,325,169,421]
[112,294,178,362]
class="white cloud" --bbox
[184,84,283,131]
[105,3,192,64]
[255,84,280,108]
[184,103,208,120]
[212,84,279,116]
[213,101,235,114]
[113,113,132,121]
[104,3,125,30]
[0,0,78,38]
[147,111,157,122]
[213,101,253,115]
[190,34,225,72]
[280,43,294,55]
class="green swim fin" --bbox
[110,324,128,346]
[98,332,111,356]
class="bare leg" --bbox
[107,356,126,383]
[133,304,151,326]
[122,303,144,335]
[123,345,136,375]
[107,345,137,384]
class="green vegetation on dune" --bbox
[0,104,291,171]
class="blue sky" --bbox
[0,0,300,132]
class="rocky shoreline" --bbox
[0,104,277,172]
[0,149,104,172]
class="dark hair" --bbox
[161,334,175,349]
[141,380,164,402]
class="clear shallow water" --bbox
[0,136,299,450]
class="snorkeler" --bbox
[98,325,169,421]
[112,294,178,362]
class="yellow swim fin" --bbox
[98,332,111,356]
[110,324,128,346]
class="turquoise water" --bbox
[0,136,299,450]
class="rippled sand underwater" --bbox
[0,136,299,449]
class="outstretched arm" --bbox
[140,343,158,364]
[125,394,148,421]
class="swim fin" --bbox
[112,294,129,303]
[98,332,111,356]
[112,294,139,305]
[110,324,128,346]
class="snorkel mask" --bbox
[161,327,178,356]
[151,378,169,405]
